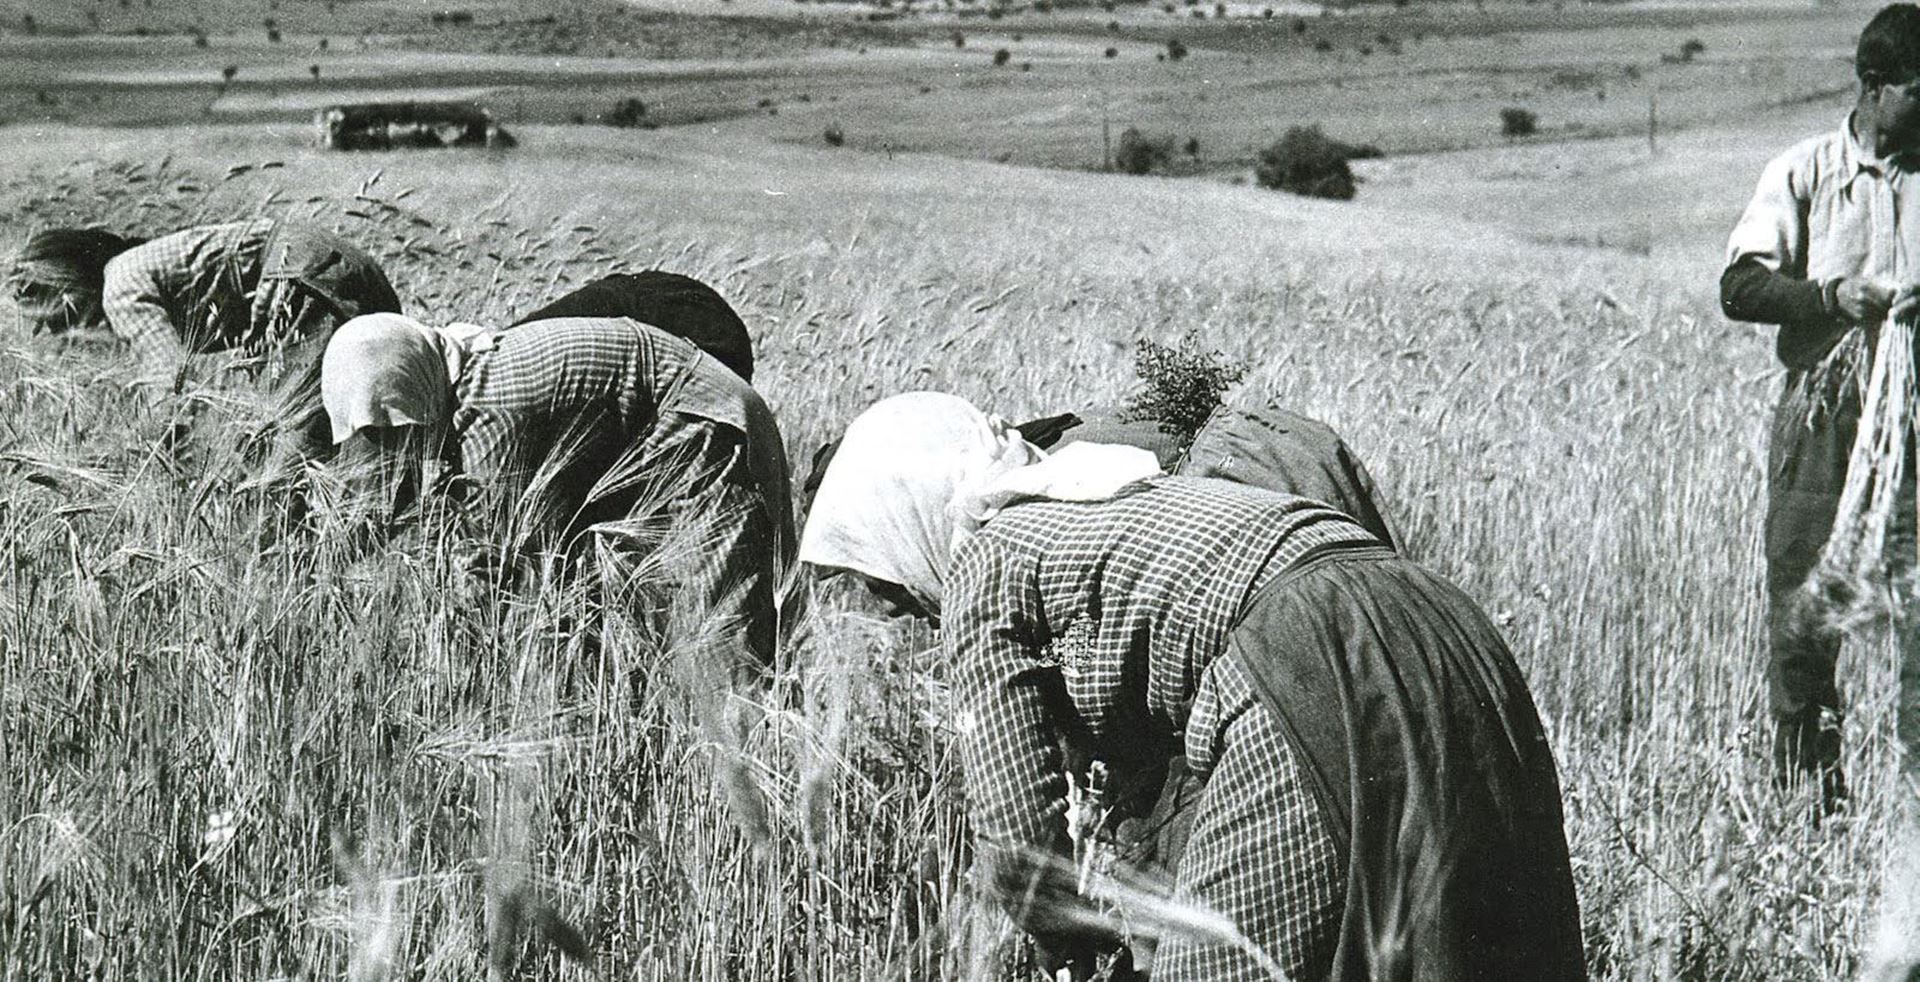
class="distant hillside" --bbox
[0,0,901,59]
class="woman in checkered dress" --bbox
[315,312,794,675]
[800,392,1582,981]
[12,220,399,379]
[12,221,401,463]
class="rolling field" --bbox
[3,1,1919,979]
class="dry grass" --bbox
[0,132,1913,981]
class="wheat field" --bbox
[0,121,1913,981]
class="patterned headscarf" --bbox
[798,391,1162,606]
[319,313,487,444]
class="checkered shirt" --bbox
[451,316,791,669]
[453,317,686,483]
[101,219,272,373]
[945,477,1377,948]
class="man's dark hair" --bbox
[1857,3,1920,85]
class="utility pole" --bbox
[1647,86,1658,155]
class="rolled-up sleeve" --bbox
[1725,150,1809,278]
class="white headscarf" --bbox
[320,313,493,444]
[798,391,1163,606]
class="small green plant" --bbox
[1122,337,1247,451]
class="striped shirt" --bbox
[944,477,1379,937]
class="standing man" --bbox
[1720,3,1920,812]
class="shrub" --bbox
[308,64,320,79]
[603,97,648,127]
[266,27,281,42]
[191,31,208,47]
[1183,136,1199,156]
[1500,106,1538,138]
[1253,124,1360,200]
[1166,38,1188,59]
[1678,37,1705,61]
[1312,37,1332,52]
[1122,337,1247,450]
[993,48,1011,65]
[1113,126,1174,174]
[1105,46,1118,57]
[1214,2,1226,15]
[951,30,965,46]
[823,123,845,146]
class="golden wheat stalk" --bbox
[1811,315,1919,632]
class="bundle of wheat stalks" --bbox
[1812,313,1920,633]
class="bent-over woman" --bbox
[12,220,401,462]
[13,220,399,379]
[317,312,794,672]
[799,392,1581,981]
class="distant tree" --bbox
[267,27,281,42]
[1214,2,1226,16]
[1291,16,1306,32]
[309,64,321,79]
[1254,125,1360,200]
[1114,126,1175,174]
[1166,37,1187,60]
[1184,136,1199,156]
[1105,46,1118,57]
[1263,7,1274,17]
[318,37,328,50]
[20,13,34,32]
[823,122,846,146]
[191,30,209,47]
[1312,37,1332,52]
[952,30,965,46]
[603,97,648,127]
[993,47,1011,65]
[1500,106,1538,138]
[221,65,239,84]
[1678,37,1705,62]
[1108,19,1120,30]
[1020,61,1032,71]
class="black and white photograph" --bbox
[2,0,1918,978]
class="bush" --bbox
[1253,125,1362,200]
[1500,106,1538,138]
[1166,38,1188,60]
[951,30,965,46]
[1105,46,1118,58]
[1122,338,1247,450]
[1678,37,1705,61]
[1312,37,1332,52]
[602,97,648,127]
[993,48,1011,65]
[1113,127,1175,175]
[823,123,845,146]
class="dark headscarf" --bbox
[11,228,142,292]
[511,271,755,382]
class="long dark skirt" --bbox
[1225,547,1584,981]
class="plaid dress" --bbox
[946,477,1380,979]
[101,219,399,383]
[452,316,793,670]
